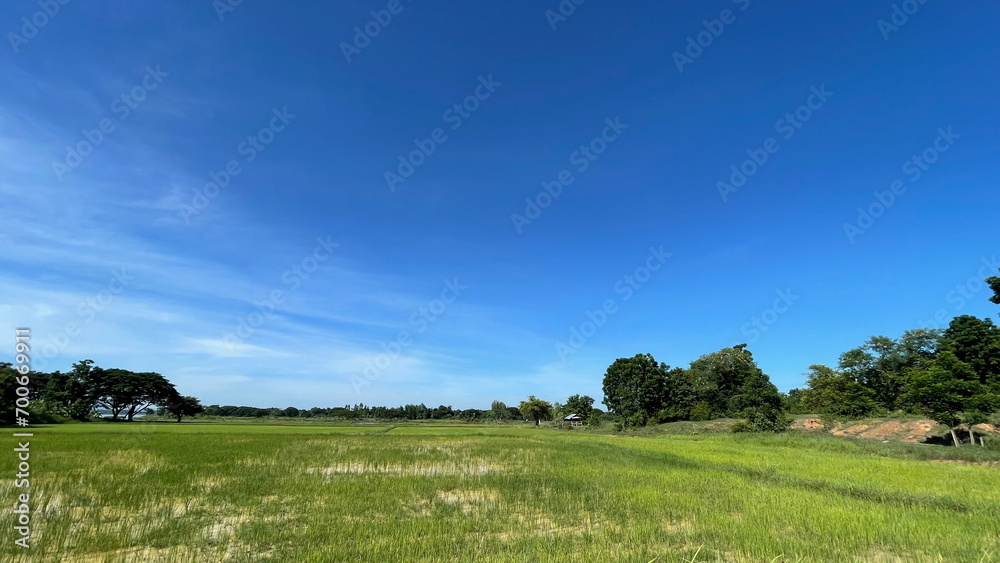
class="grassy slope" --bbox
[3,423,1000,562]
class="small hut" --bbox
[563,413,585,427]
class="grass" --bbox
[3,422,1000,562]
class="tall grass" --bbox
[2,423,998,561]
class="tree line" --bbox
[593,269,1000,440]
[200,402,525,421]
[786,314,1000,446]
[0,359,203,423]
[598,344,787,432]
[5,268,997,441]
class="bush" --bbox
[586,412,601,427]
[689,401,713,421]
[732,407,790,433]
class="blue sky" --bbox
[2,0,998,409]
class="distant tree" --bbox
[800,365,881,418]
[165,396,205,423]
[687,345,761,417]
[782,388,808,414]
[903,351,999,446]
[519,396,553,426]
[91,368,178,421]
[602,353,669,427]
[586,411,602,427]
[940,316,1000,387]
[563,394,595,418]
[0,363,18,422]
[431,405,453,419]
[987,271,1000,307]
[688,401,713,421]
[506,406,522,420]
[839,330,941,411]
[662,367,697,420]
[729,369,789,433]
[43,360,98,420]
[490,400,510,420]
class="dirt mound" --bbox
[797,419,824,430]
[973,423,999,434]
[831,420,938,442]
[793,417,943,443]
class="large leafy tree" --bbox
[562,394,595,418]
[940,315,1000,388]
[839,330,941,410]
[165,395,205,422]
[43,360,99,420]
[0,363,18,422]
[519,396,553,426]
[490,400,511,420]
[987,271,1000,307]
[686,344,762,417]
[800,364,881,418]
[91,368,178,421]
[903,351,999,446]
[724,353,789,432]
[658,367,697,422]
[602,353,669,427]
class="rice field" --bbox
[3,423,1000,562]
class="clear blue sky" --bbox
[2,1,998,409]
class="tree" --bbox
[940,316,1000,387]
[800,365,881,418]
[729,368,789,432]
[0,363,18,422]
[165,395,205,422]
[91,368,178,421]
[903,351,999,446]
[42,360,99,421]
[490,400,510,421]
[686,345,761,417]
[782,388,808,414]
[987,271,1000,306]
[602,353,669,427]
[658,367,696,421]
[838,330,941,411]
[563,394,595,418]
[518,396,553,426]
[586,411,602,427]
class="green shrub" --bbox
[690,401,713,421]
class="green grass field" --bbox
[4,422,1000,562]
